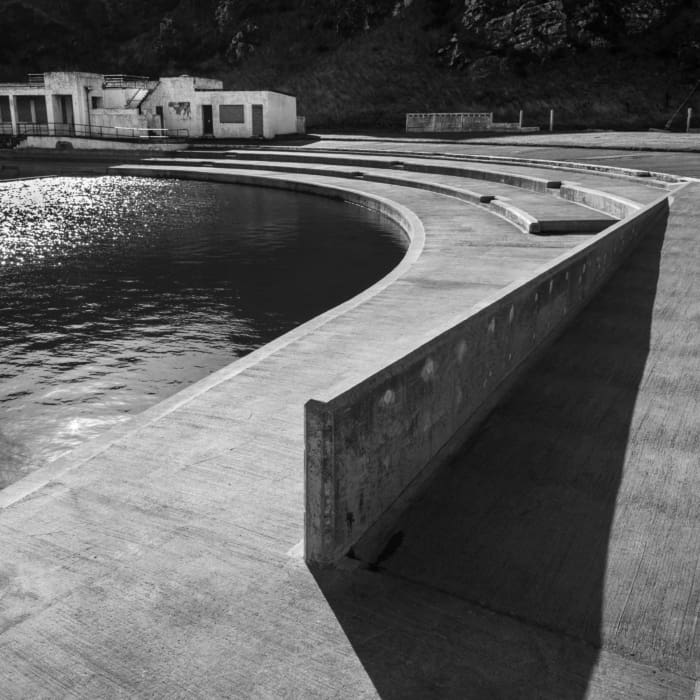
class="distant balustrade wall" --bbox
[406,112,540,133]
[406,112,493,133]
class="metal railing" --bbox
[103,74,152,89]
[0,74,46,88]
[125,88,152,109]
[15,122,189,141]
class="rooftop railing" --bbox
[0,73,47,89]
[103,74,152,89]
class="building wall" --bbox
[262,92,298,138]
[101,88,137,109]
[202,91,297,139]
[91,108,147,132]
[193,77,224,90]
[142,81,297,139]
[43,72,103,127]
[141,77,199,137]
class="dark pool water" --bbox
[0,176,406,488]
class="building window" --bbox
[91,96,103,109]
[219,105,245,124]
[16,95,47,124]
[0,96,11,123]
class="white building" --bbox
[141,75,298,139]
[0,72,298,142]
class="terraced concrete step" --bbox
[145,157,615,235]
[492,190,615,233]
[181,149,564,193]
[180,147,670,208]
[180,147,661,214]
[145,156,496,205]
[232,144,680,187]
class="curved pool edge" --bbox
[0,174,424,509]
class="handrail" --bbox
[15,121,188,141]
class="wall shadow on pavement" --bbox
[312,204,670,699]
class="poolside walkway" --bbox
[0,142,697,698]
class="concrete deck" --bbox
[0,143,697,698]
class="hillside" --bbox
[2,0,700,130]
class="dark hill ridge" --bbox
[1,0,700,129]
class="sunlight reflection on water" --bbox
[0,175,406,488]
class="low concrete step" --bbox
[179,147,671,207]
[240,145,678,188]
[197,149,564,193]
[145,156,495,206]
[145,157,616,235]
[492,191,615,233]
[560,183,642,219]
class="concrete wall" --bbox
[406,112,493,132]
[192,90,296,139]
[406,112,539,133]
[261,91,298,138]
[100,87,150,109]
[305,193,671,565]
[193,77,224,90]
[43,72,102,127]
[17,135,181,151]
[91,108,147,131]
[141,77,199,136]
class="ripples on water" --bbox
[0,176,406,488]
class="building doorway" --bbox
[55,95,74,136]
[202,104,213,136]
[252,104,263,138]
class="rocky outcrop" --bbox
[225,21,258,64]
[458,0,686,57]
[618,0,683,34]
